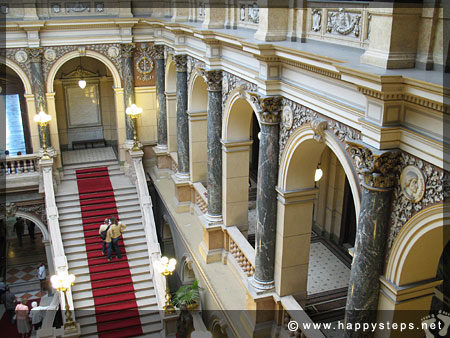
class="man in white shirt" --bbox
[99,218,111,256]
[37,263,46,293]
[29,301,45,331]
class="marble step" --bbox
[59,211,142,227]
[58,199,140,217]
[80,320,162,338]
[61,166,122,180]
[55,185,136,200]
[63,233,147,250]
[58,205,141,222]
[72,272,154,294]
[62,160,119,172]
[74,289,157,310]
[66,243,148,263]
[56,191,139,208]
[61,221,143,238]
[69,249,150,269]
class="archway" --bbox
[2,63,33,154]
[53,56,118,153]
[187,69,208,183]
[275,124,361,305]
[221,89,261,234]
[165,57,178,154]
[378,204,449,337]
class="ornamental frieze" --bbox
[133,42,156,86]
[3,202,47,226]
[187,55,205,84]
[6,48,32,81]
[222,71,257,111]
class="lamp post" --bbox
[50,270,77,332]
[125,104,143,151]
[159,256,177,314]
[33,110,52,160]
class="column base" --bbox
[248,276,275,294]
[199,215,224,264]
[199,241,223,264]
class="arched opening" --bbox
[3,212,52,305]
[187,72,208,183]
[275,124,360,323]
[165,58,178,154]
[53,56,117,152]
[2,65,32,155]
[222,92,261,237]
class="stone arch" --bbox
[187,68,208,182]
[46,49,121,92]
[221,87,261,227]
[179,254,196,284]
[385,203,448,286]
[165,57,178,152]
[274,123,360,297]
[4,58,33,95]
[15,210,49,242]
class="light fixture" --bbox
[50,270,77,332]
[158,256,177,313]
[314,162,323,182]
[125,104,143,151]
[77,56,87,89]
[34,110,52,160]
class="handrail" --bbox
[39,293,60,330]
[1,153,40,175]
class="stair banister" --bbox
[40,157,75,322]
[129,149,167,310]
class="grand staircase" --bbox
[55,148,163,337]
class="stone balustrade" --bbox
[1,153,39,175]
[226,226,255,278]
[193,182,208,214]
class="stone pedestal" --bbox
[344,142,399,336]
[198,214,223,264]
[253,2,289,42]
[121,43,136,140]
[154,146,171,170]
[171,173,191,212]
[241,290,276,337]
[250,96,282,292]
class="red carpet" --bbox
[75,167,143,338]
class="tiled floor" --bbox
[62,146,116,165]
[6,263,40,285]
[307,242,351,294]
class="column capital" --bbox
[121,43,136,58]
[249,93,283,124]
[26,47,42,62]
[200,69,222,91]
[174,54,187,72]
[153,45,165,59]
[346,140,400,190]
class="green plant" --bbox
[172,279,201,308]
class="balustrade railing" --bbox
[225,226,255,278]
[193,182,208,214]
[1,154,40,175]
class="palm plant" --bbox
[172,279,201,308]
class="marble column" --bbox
[27,48,50,148]
[154,45,168,149]
[174,54,189,177]
[250,96,282,291]
[344,142,399,336]
[121,43,136,141]
[202,70,223,220]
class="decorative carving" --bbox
[248,3,259,24]
[400,165,426,203]
[121,43,135,58]
[152,45,165,60]
[67,2,90,13]
[4,202,46,225]
[0,4,8,14]
[15,51,28,63]
[327,8,361,37]
[108,46,120,58]
[249,94,283,124]
[312,9,322,32]
[187,55,205,84]
[44,49,56,62]
[27,48,42,63]
[240,5,245,21]
[222,72,257,110]
[346,141,400,189]
[51,3,61,13]
[135,43,154,81]
[388,153,447,252]
[201,69,222,92]
[198,1,205,18]
[174,54,187,72]
[95,2,104,12]
[311,118,328,142]
[282,105,293,130]
[328,120,361,143]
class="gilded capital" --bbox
[27,48,42,62]
[153,45,165,60]
[346,140,400,190]
[174,54,187,72]
[201,69,222,91]
[121,43,135,58]
[250,93,282,124]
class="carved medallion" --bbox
[44,49,56,62]
[400,165,425,203]
[51,3,61,13]
[282,105,293,130]
[15,50,28,63]
[135,55,154,80]
[108,46,120,58]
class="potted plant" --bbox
[172,279,201,310]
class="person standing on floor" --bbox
[26,219,35,243]
[29,301,44,332]
[2,285,17,324]
[106,216,126,262]
[37,263,46,294]
[14,217,24,247]
[99,218,111,256]
[15,299,31,337]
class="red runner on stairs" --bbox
[75,167,143,338]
